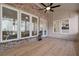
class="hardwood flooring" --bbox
[0,38,79,56]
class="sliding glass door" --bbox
[32,17,38,36]
[20,13,30,38]
[2,6,18,40]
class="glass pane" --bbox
[40,22,44,36]
[32,17,37,36]
[43,23,47,36]
[21,13,30,37]
[2,7,18,40]
[40,25,43,36]
[44,30,47,35]
[61,20,69,33]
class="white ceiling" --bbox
[35,3,79,12]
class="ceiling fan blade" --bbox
[41,3,47,7]
[50,3,53,6]
[51,5,61,8]
[38,8,44,10]
[50,9,54,12]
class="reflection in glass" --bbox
[40,24,43,36]
[62,20,69,33]
[2,7,17,40]
[32,17,37,36]
[43,23,47,36]
[21,13,30,37]
[44,30,47,35]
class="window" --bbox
[40,23,43,36]
[2,7,18,40]
[43,24,47,36]
[61,20,69,33]
[53,19,69,33]
[20,13,30,37]
[32,17,38,36]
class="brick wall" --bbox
[6,3,49,20]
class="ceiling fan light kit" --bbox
[46,7,50,10]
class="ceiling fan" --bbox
[39,3,61,13]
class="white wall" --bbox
[48,10,79,40]
[69,14,78,34]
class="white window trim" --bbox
[53,18,70,35]
[30,15,39,37]
[20,10,39,38]
[20,11,30,39]
[1,4,19,43]
[53,20,61,34]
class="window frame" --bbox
[31,16,39,37]
[53,18,70,34]
[0,4,19,43]
[20,11,31,39]
[53,20,61,33]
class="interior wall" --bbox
[48,10,79,40]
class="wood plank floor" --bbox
[0,38,79,56]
